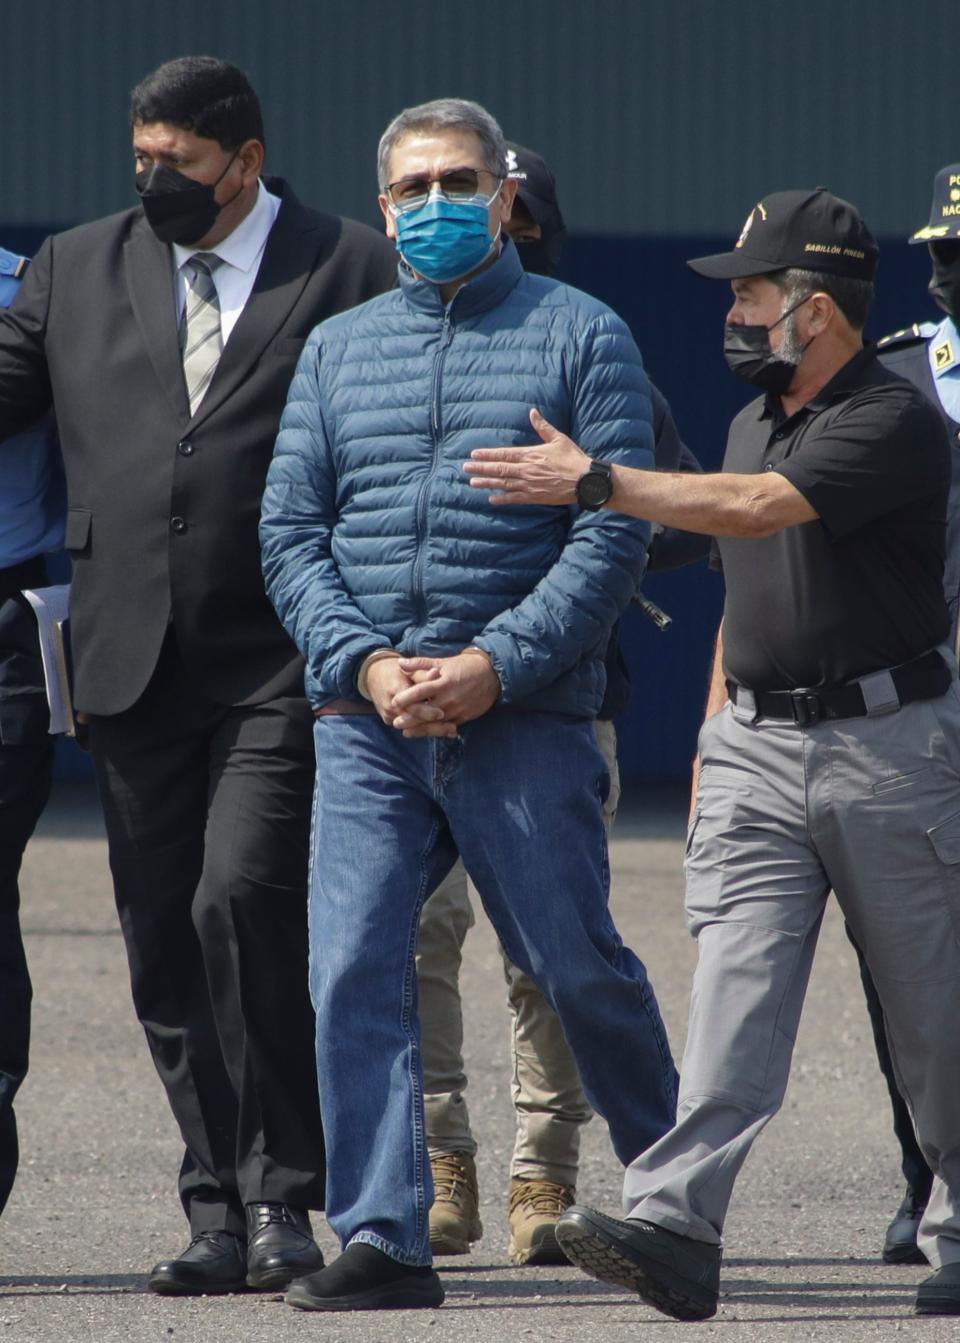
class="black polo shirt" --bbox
[716,344,951,690]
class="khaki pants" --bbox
[416,719,620,1187]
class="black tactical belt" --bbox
[727,649,952,726]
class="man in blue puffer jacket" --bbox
[260,97,678,1314]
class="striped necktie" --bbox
[180,253,223,416]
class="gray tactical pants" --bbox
[623,687,960,1267]
[416,719,620,1186]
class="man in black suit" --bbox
[0,56,396,1294]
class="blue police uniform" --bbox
[0,245,65,1218]
[879,318,960,647]
[843,314,960,1261]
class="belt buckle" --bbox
[790,690,821,726]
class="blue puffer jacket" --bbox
[260,239,654,717]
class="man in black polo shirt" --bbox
[465,188,960,1321]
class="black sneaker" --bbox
[913,1262,960,1316]
[883,1189,929,1266]
[285,1242,444,1312]
[556,1204,720,1322]
[916,1263,960,1315]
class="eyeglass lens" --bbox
[389,169,491,208]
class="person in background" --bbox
[416,141,708,1267]
[851,161,960,1267]
[0,243,64,1225]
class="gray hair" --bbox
[377,98,508,190]
[771,267,874,333]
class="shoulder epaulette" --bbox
[0,247,29,280]
[877,321,938,350]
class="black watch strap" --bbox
[575,460,614,510]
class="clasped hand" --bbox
[366,650,500,739]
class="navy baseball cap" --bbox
[506,142,566,240]
[688,188,878,281]
[909,164,960,243]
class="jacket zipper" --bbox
[412,308,455,625]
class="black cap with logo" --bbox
[506,142,566,241]
[688,188,879,281]
[909,164,960,244]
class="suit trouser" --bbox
[623,690,960,1268]
[417,719,619,1186]
[88,630,323,1235]
[0,564,54,1217]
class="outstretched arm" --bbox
[465,408,817,539]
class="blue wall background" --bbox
[1,0,956,240]
[0,0,947,782]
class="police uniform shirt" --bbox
[926,316,960,422]
[715,345,950,691]
[0,248,64,568]
[878,317,960,649]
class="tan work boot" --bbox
[428,1151,483,1255]
[508,1177,575,1265]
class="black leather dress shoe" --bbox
[148,1231,248,1295]
[916,1262,960,1314]
[883,1190,929,1265]
[556,1204,721,1322]
[245,1202,325,1291]
[286,1242,444,1311]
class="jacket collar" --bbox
[398,235,525,320]
[124,177,321,427]
[759,342,879,423]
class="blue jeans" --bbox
[309,711,678,1264]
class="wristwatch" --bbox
[575,460,613,510]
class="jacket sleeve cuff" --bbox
[470,634,529,704]
[355,647,399,700]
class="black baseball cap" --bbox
[688,188,878,281]
[506,141,566,240]
[909,164,960,244]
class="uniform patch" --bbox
[934,341,955,371]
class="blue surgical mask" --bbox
[392,192,500,284]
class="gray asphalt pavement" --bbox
[0,776,952,1340]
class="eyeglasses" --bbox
[385,167,502,212]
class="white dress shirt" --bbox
[172,180,281,343]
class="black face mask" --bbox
[929,243,960,324]
[515,234,564,277]
[723,295,814,393]
[135,153,239,245]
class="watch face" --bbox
[577,468,613,509]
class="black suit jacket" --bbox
[0,178,397,715]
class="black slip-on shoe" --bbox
[916,1262,960,1315]
[245,1202,325,1290]
[883,1190,929,1266]
[148,1231,248,1296]
[285,1242,444,1312]
[556,1204,720,1322]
